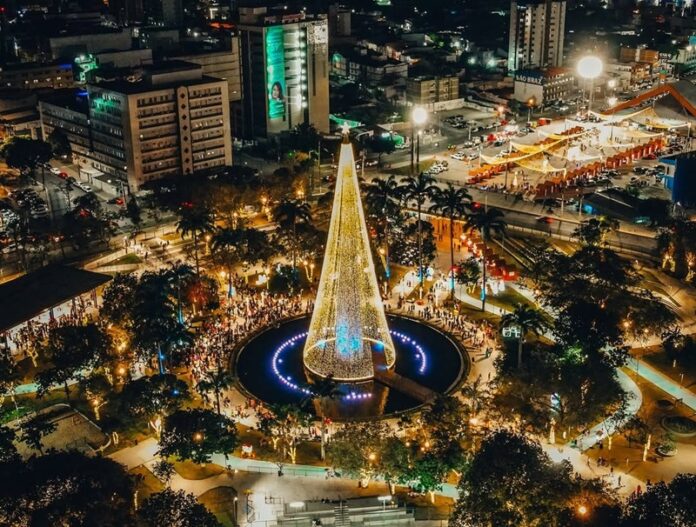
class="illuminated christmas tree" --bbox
[303,127,396,381]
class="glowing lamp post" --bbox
[577,55,603,116]
[411,106,428,174]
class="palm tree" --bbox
[272,199,312,269]
[302,375,341,460]
[176,206,215,275]
[364,175,401,279]
[166,262,195,324]
[500,303,547,369]
[211,227,243,297]
[465,207,506,312]
[400,172,436,294]
[429,184,472,299]
[196,370,235,415]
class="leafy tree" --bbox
[465,207,506,312]
[158,409,238,464]
[364,175,401,278]
[620,415,650,448]
[452,429,616,527]
[420,395,470,451]
[47,127,72,158]
[0,348,21,411]
[407,446,463,499]
[0,451,137,526]
[151,460,176,485]
[286,122,321,154]
[656,219,696,279]
[400,172,436,293]
[139,489,221,527]
[500,303,548,369]
[368,135,396,165]
[0,425,19,463]
[35,323,111,401]
[303,375,341,460]
[211,226,275,293]
[130,270,194,372]
[176,206,215,275]
[100,273,139,327]
[326,422,401,488]
[530,244,675,365]
[196,370,235,416]
[574,217,619,246]
[430,184,472,299]
[0,136,52,181]
[272,198,312,269]
[120,374,190,422]
[126,196,142,231]
[621,473,696,527]
[255,403,311,465]
[454,257,481,292]
[18,413,57,454]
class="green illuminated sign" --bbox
[74,54,98,83]
[266,26,286,121]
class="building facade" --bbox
[40,62,232,192]
[1,62,74,90]
[513,67,574,106]
[508,0,566,73]
[406,76,459,105]
[238,7,329,139]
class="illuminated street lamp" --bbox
[527,97,536,123]
[411,106,428,174]
[577,55,603,115]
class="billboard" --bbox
[265,26,286,121]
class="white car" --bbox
[77,183,92,192]
[50,167,61,175]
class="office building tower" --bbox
[508,0,566,73]
[40,61,232,192]
[238,6,329,139]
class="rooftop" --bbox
[0,265,111,333]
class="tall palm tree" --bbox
[400,172,436,294]
[429,184,472,299]
[364,175,401,279]
[272,199,312,269]
[302,375,341,460]
[465,207,506,312]
[211,227,243,297]
[166,262,195,324]
[176,206,215,275]
[500,303,547,369]
[196,369,235,415]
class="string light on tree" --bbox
[303,127,396,380]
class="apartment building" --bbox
[0,62,74,90]
[406,76,459,105]
[40,61,232,192]
[238,6,329,139]
[508,0,566,72]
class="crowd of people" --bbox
[1,295,96,360]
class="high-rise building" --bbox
[40,61,232,192]
[238,6,329,139]
[507,0,566,73]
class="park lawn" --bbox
[198,487,238,527]
[173,459,225,480]
[131,465,164,500]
